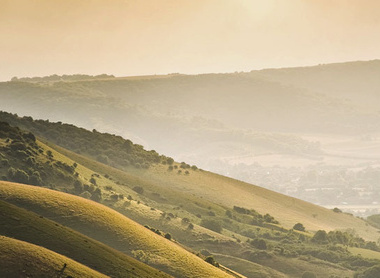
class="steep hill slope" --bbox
[0,181,233,278]
[1,114,378,240]
[135,165,380,240]
[0,200,171,278]
[0,235,108,278]
[1,121,379,277]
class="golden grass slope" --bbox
[47,139,380,241]
[0,235,108,278]
[0,200,171,278]
[0,181,233,278]
[138,164,380,241]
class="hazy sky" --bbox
[1,0,380,80]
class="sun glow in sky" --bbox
[1,0,380,80]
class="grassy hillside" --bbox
[1,120,380,277]
[37,132,380,277]
[3,113,375,240]
[0,200,171,278]
[0,181,233,278]
[137,164,380,241]
[0,235,108,278]
[44,133,379,242]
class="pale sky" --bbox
[1,0,380,81]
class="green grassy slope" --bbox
[0,235,108,278]
[0,200,171,278]
[213,254,288,278]
[138,165,380,241]
[1,112,377,241]
[0,181,233,278]
[43,140,377,277]
[1,119,379,277]
[51,138,379,242]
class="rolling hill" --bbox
[0,181,233,278]
[0,235,108,278]
[0,200,171,278]
[1,113,377,240]
[1,117,380,277]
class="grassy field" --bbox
[40,141,377,277]
[213,254,288,278]
[132,163,380,241]
[0,181,233,278]
[45,138,380,242]
[0,200,171,278]
[0,235,108,278]
[348,247,380,260]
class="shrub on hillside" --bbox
[311,230,329,244]
[12,169,29,184]
[233,206,251,215]
[250,238,267,250]
[29,171,42,186]
[133,186,144,194]
[200,219,222,233]
[293,223,306,232]
[205,256,219,267]
[80,191,92,199]
[73,180,84,194]
[89,177,97,185]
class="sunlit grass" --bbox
[0,235,108,278]
[0,181,233,278]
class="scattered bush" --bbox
[133,186,144,194]
[73,180,84,193]
[293,223,306,232]
[333,207,342,213]
[311,230,329,244]
[205,256,219,267]
[200,219,222,233]
[13,169,29,184]
[79,191,92,199]
[250,238,267,250]
[182,218,190,224]
[233,206,251,215]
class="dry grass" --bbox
[135,163,380,241]
[0,200,171,278]
[0,181,233,278]
[213,254,287,278]
[0,235,108,278]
